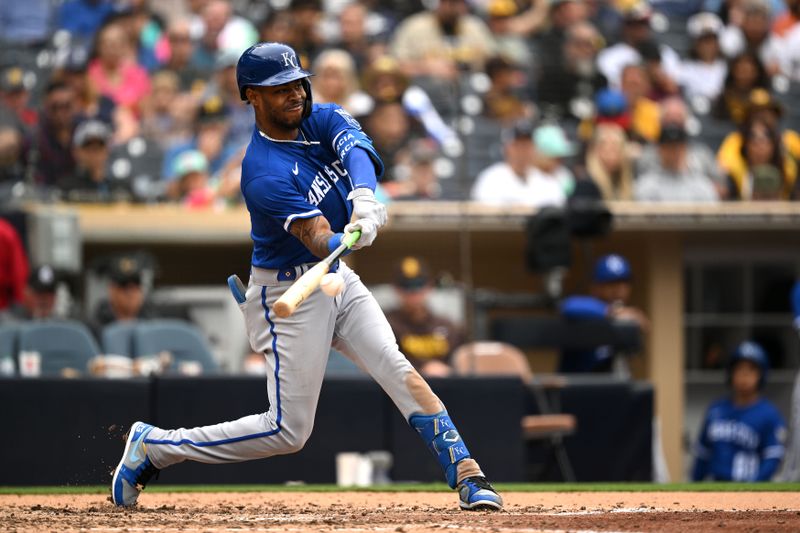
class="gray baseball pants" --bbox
[143,262,482,483]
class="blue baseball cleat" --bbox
[457,476,503,511]
[111,421,160,506]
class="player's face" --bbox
[250,80,307,131]
[731,360,761,396]
[593,280,631,304]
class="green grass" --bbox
[1,482,799,496]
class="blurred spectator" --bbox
[0,66,38,132]
[597,3,682,89]
[310,49,372,117]
[0,218,28,312]
[210,145,246,205]
[471,121,567,206]
[362,101,421,182]
[383,138,443,200]
[161,18,209,93]
[169,149,216,207]
[87,19,152,113]
[532,123,577,197]
[724,116,798,200]
[779,1,800,80]
[59,119,130,202]
[207,50,253,148]
[638,97,725,195]
[719,0,783,75]
[0,126,25,192]
[122,0,168,73]
[162,95,240,182]
[288,0,325,65]
[360,55,459,151]
[0,1,51,52]
[620,63,661,143]
[91,253,158,334]
[363,0,426,25]
[484,0,535,69]
[491,0,550,42]
[331,1,383,72]
[9,265,61,320]
[536,0,590,72]
[718,88,800,176]
[537,21,606,122]
[680,12,727,102]
[60,58,141,146]
[56,61,115,127]
[391,0,496,79]
[712,51,772,123]
[56,0,114,43]
[638,38,681,100]
[692,341,787,481]
[772,0,800,36]
[192,0,257,72]
[140,70,194,149]
[483,55,535,124]
[257,9,298,54]
[386,256,463,377]
[34,81,79,187]
[635,124,720,202]
[587,87,632,139]
[558,253,647,374]
[584,123,634,201]
[361,55,408,106]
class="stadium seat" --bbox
[17,320,101,377]
[0,324,19,375]
[325,349,366,377]
[451,341,577,481]
[107,137,165,202]
[132,319,219,373]
[101,321,138,357]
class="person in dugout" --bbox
[692,341,787,482]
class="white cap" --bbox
[687,12,723,39]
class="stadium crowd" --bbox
[1,0,799,206]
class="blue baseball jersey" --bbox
[692,397,786,481]
[240,103,383,269]
[558,295,613,373]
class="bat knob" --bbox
[273,301,291,318]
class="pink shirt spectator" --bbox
[88,59,151,111]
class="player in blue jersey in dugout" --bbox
[110,42,502,511]
[692,341,787,482]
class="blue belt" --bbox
[252,260,339,284]
[277,260,339,281]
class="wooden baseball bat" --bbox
[273,230,361,318]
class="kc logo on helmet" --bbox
[282,52,298,68]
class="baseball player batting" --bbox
[111,42,502,511]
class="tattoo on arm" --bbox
[289,216,334,258]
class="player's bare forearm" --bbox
[289,215,334,259]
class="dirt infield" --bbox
[1,491,799,533]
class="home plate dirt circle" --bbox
[1,492,798,532]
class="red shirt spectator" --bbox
[87,21,150,112]
[0,219,29,310]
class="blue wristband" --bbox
[327,233,352,256]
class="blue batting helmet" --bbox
[236,42,313,115]
[728,341,769,389]
[592,254,632,284]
